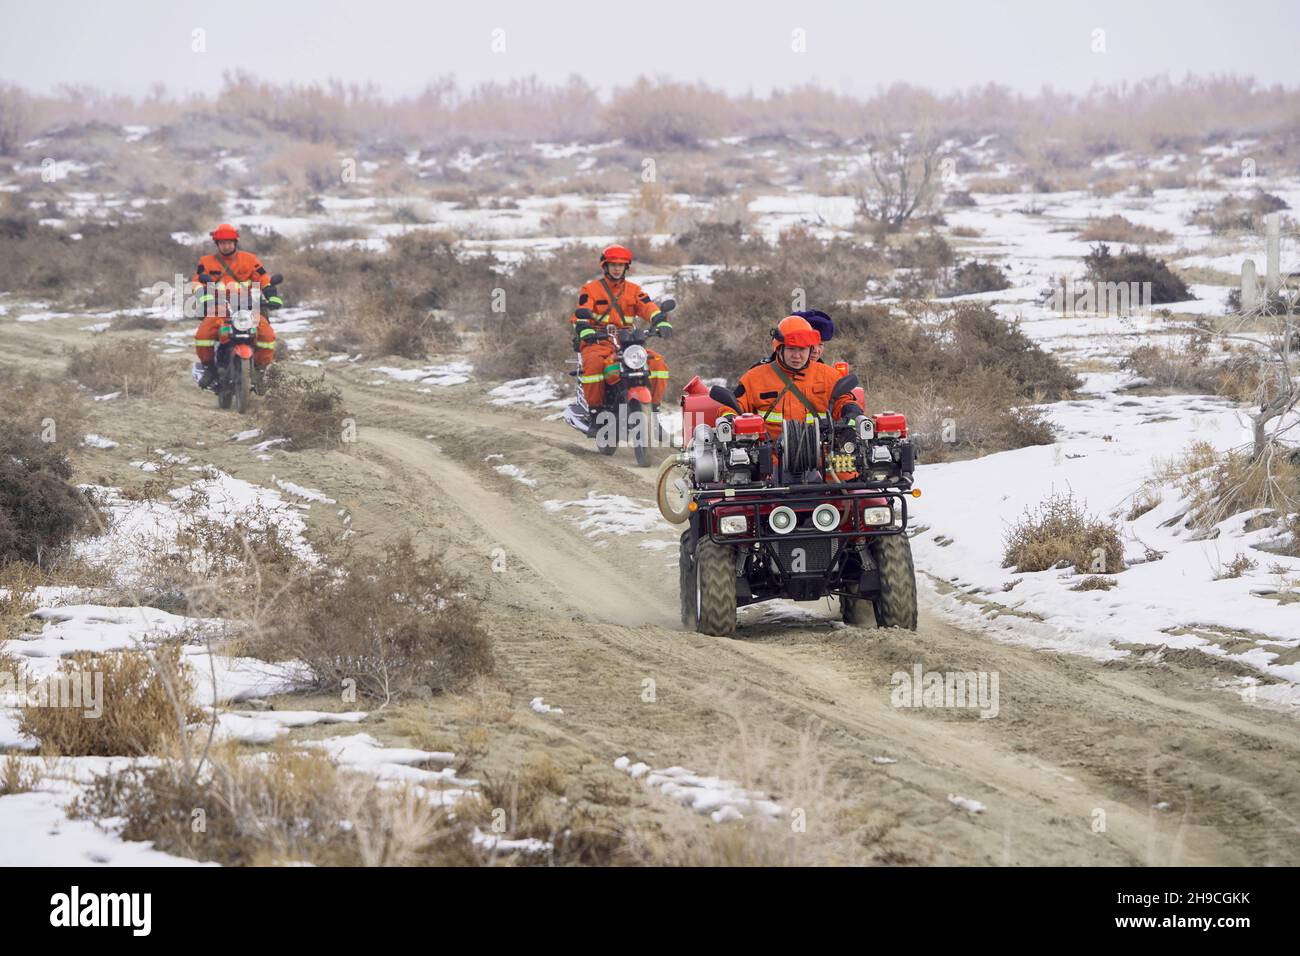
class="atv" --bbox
[563,299,676,467]
[661,373,919,636]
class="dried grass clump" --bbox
[1002,492,1125,574]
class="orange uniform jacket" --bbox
[721,359,854,438]
[191,250,272,315]
[572,277,663,341]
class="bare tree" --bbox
[854,128,943,233]
[1219,277,1300,461]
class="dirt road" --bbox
[7,315,1299,864]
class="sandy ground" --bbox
[5,314,1299,865]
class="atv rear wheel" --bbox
[694,536,736,637]
[869,533,917,630]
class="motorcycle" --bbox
[192,272,283,415]
[563,298,676,467]
[663,373,919,636]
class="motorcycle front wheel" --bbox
[627,398,650,467]
[234,356,253,415]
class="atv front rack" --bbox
[693,482,914,548]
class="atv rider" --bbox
[192,224,282,389]
[719,315,861,439]
[571,244,671,425]
[748,309,835,369]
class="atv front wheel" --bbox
[679,530,697,629]
[869,533,918,630]
[694,536,736,637]
[840,583,877,628]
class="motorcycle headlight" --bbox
[622,344,647,370]
[230,310,255,332]
[719,515,748,535]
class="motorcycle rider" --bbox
[570,244,672,428]
[719,315,861,439]
[192,224,282,389]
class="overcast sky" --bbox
[2,0,1297,99]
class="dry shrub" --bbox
[0,372,88,451]
[1163,441,1300,532]
[0,211,195,309]
[0,567,38,641]
[257,367,348,450]
[250,537,492,704]
[1216,554,1258,579]
[0,419,92,565]
[872,366,1054,462]
[66,340,169,397]
[1072,575,1117,591]
[1003,492,1125,574]
[19,644,199,757]
[72,744,478,866]
[1189,190,1290,234]
[259,141,339,192]
[305,234,480,358]
[469,249,595,380]
[109,314,168,332]
[940,260,1011,297]
[1121,337,1223,393]
[0,756,43,795]
[1082,243,1190,304]
[1077,215,1172,244]
[473,760,634,866]
[1125,484,1163,521]
[603,79,728,148]
[473,310,573,381]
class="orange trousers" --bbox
[579,340,668,407]
[195,314,277,367]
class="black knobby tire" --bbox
[234,357,252,415]
[840,580,878,628]
[217,363,233,409]
[678,530,697,629]
[695,535,736,637]
[870,534,918,630]
[627,398,650,468]
[594,408,618,455]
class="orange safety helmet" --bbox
[600,244,633,267]
[210,223,239,242]
[771,315,821,350]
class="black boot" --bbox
[197,363,218,389]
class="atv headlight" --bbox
[861,505,892,526]
[768,506,797,535]
[230,310,255,332]
[622,344,647,370]
[812,503,841,532]
[719,515,748,535]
